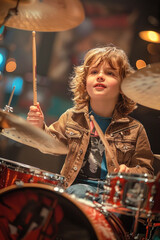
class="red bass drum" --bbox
[0,183,129,240]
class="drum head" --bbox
[0,183,98,240]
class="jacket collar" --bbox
[72,103,89,114]
[112,108,130,123]
[72,103,130,124]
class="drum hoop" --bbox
[107,172,154,182]
[0,157,65,180]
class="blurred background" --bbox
[0,0,160,174]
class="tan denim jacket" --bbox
[45,104,154,188]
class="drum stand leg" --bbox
[145,219,160,240]
[131,199,144,239]
[132,208,141,238]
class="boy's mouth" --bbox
[94,83,106,88]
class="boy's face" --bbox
[86,61,121,103]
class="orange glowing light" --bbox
[6,58,17,72]
[136,59,147,69]
[139,31,160,43]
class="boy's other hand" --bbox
[114,164,130,173]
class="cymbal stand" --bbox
[3,86,15,112]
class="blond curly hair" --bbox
[70,45,137,115]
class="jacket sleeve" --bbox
[43,110,69,155]
[129,125,154,176]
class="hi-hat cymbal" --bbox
[0,109,68,155]
[0,0,85,32]
[121,62,160,110]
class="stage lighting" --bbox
[139,15,160,43]
[5,76,23,95]
[0,47,8,72]
[139,30,160,43]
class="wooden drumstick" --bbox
[8,86,15,107]
[32,31,37,106]
[90,115,120,170]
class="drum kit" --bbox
[0,0,160,239]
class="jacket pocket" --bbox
[115,140,136,165]
[115,141,135,153]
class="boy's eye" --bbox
[90,70,98,74]
[106,71,116,76]
[107,71,114,75]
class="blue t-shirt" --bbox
[77,107,111,186]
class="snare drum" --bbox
[0,183,128,240]
[104,173,160,218]
[0,158,65,189]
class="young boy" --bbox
[27,45,154,201]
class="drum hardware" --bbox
[142,218,160,240]
[3,86,15,113]
[113,179,122,203]
[0,0,85,32]
[3,105,13,113]
[149,185,156,210]
[85,190,100,202]
[103,173,160,222]
[131,197,144,239]
[102,173,160,239]
[14,179,24,187]
[121,62,160,111]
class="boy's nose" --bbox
[97,76,104,81]
[97,72,105,81]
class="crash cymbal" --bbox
[0,109,68,155]
[121,62,160,110]
[0,0,85,32]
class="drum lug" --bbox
[113,192,121,203]
[104,178,111,199]
[54,186,64,193]
[149,196,155,209]
[29,177,34,183]
[15,179,24,187]
[85,191,99,202]
[149,185,156,209]
[113,180,122,203]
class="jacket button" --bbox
[80,149,83,154]
[73,166,77,171]
[123,146,128,150]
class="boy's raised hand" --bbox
[27,102,44,129]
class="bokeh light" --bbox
[136,59,147,69]
[139,30,160,43]
[6,58,17,72]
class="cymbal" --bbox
[0,109,68,155]
[121,62,160,110]
[0,0,85,32]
